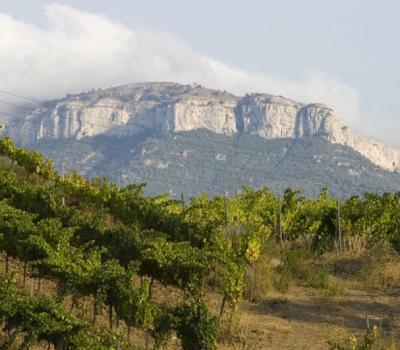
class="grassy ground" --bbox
[216,247,400,350]
[1,246,400,350]
[218,284,399,349]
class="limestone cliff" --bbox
[4,82,400,172]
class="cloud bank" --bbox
[0,4,360,124]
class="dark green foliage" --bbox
[0,137,252,349]
[0,273,86,349]
[153,300,219,350]
[1,136,400,349]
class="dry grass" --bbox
[344,234,370,256]
[365,259,400,291]
[217,282,400,350]
[219,244,400,350]
[360,246,400,293]
[244,253,277,302]
[2,243,400,350]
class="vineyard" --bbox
[0,136,400,349]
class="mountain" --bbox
[4,82,400,172]
[29,130,400,199]
[2,82,400,198]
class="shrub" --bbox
[328,326,381,350]
[244,248,277,302]
[306,268,330,289]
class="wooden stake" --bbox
[336,199,342,252]
[109,303,113,330]
[278,198,282,246]
[224,192,228,229]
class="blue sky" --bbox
[1,0,399,146]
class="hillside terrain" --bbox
[1,138,400,350]
[31,129,400,199]
[2,82,400,198]
[4,82,400,173]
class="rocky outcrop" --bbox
[5,83,238,141]
[236,94,302,138]
[295,104,338,138]
[294,103,400,172]
[3,82,400,172]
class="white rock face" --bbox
[6,82,238,141]
[294,103,400,172]
[295,104,339,138]
[4,82,400,172]
[237,94,302,138]
[172,97,237,134]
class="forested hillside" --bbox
[31,130,400,199]
[1,136,400,349]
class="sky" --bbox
[0,0,399,147]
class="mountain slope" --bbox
[31,129,400,199]
[4,82,400,172]
[3,82,400,198]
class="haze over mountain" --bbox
[2,82,400,198]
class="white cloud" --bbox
[0,4,361,125]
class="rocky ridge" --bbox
[4,82,400,172]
